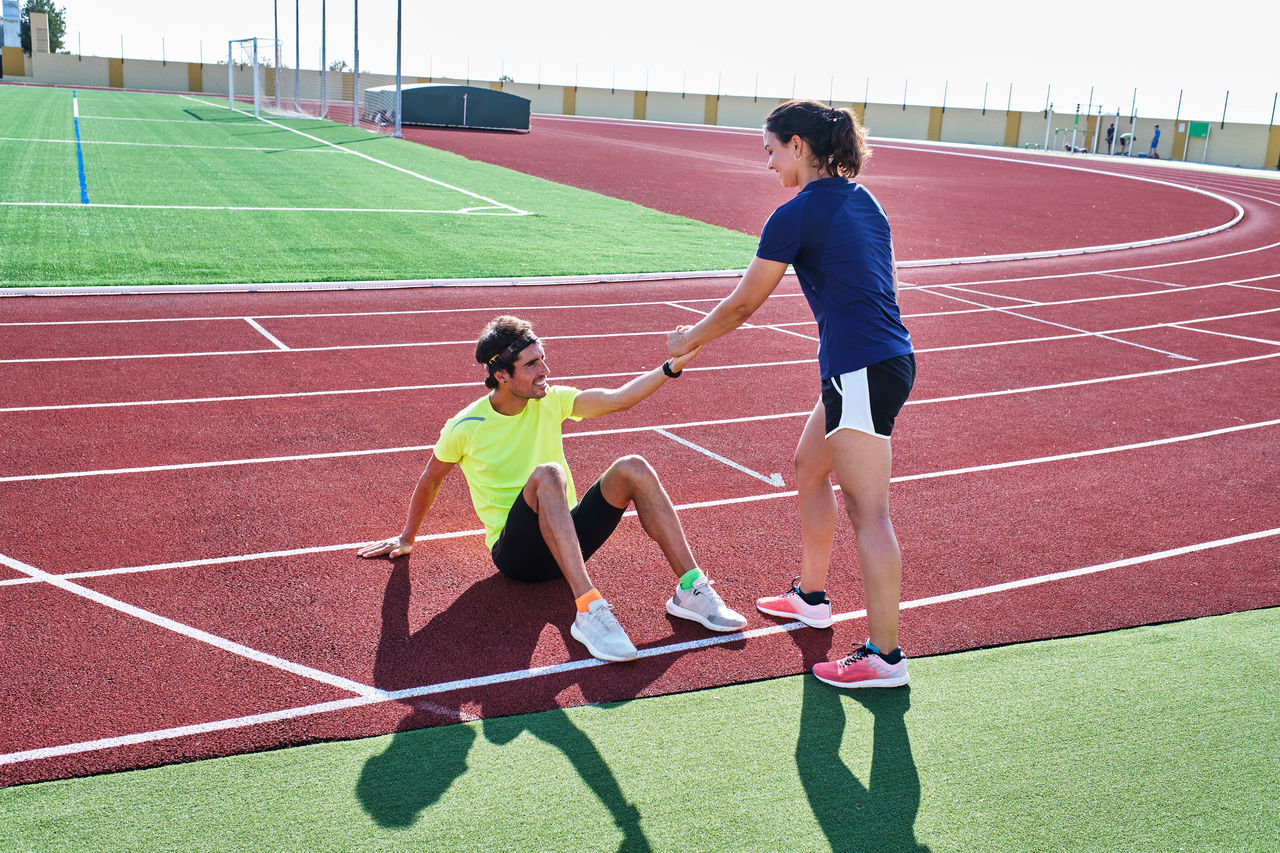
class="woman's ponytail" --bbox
[765,100,871,178]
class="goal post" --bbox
[228,37,265,118]
[229,36,325,120]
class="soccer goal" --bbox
[228,36,322,120]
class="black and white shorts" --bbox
[490,480,626,582]
[821,353,916,439]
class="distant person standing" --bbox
[1149,124,1161,158]
[1106,123,1115,154]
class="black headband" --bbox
[485,333,538,375]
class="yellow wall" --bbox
[633,90,646,121]
[562,86,576,116]
[927,106,944,141]
[1003,110,1022,147]
[704,95,718,126]
[1266,126,1280,171]
[187,62,202,93]
[108,58,123,89]
[1,46,27,77]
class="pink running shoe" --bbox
[755,576,833,628]
[813,643,909,688]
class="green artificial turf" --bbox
[0,86,758,287]
[3,608,1276,852]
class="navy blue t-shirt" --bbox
[756,177,913,379]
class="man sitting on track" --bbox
[357,315,747,662]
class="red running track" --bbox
[1,120,1278,786]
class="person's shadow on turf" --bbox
[355,556,672,851]
[795,670,930,852]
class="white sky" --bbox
[40,1,1280,123]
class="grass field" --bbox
[4,609,1276,852]
[0,85,757,286]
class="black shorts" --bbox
[822,353,916,439]
[489,480,626,582]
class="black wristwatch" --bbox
[662,361,682,378]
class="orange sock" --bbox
[575,588,603,613]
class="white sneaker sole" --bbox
[812,670,909,688]
[666,598,747,633]
[570,621,637,662]
[755,602,834,629]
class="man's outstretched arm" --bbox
[356,452,456,558]
[571,345,701,420]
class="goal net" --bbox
[228,37,324,120]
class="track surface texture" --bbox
[2,116,1278,786]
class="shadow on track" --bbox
[355,557,675,850]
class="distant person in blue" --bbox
[1149,124,1161,158]
[667,99,915,688]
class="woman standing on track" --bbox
[667,99,915,688]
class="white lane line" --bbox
[0,552,384,699]
[0,361,815,412]
[5,337,1279,416]
[1,274,1271,333]
[663,300,816,341]
[2,411,815,482]
[1170,325,1280,347]
[2,350,1277,420]
[655,428,785,487]
[909,352,1280,405]
[4,526,1275,767]
[0,528,487,587]
[3,416,1273,586]
[244,318,290,350]
[922,286,1198,361]
[0,444,436,483]
[1102,272,1187,288]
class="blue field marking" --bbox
[73,91,89,204]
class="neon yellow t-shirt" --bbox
[433,385,582,548]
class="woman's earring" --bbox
[793,150,802,160]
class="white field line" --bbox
[183,94,530,216]
[0,201,518,215]
[0,136,342,153]
[920,285,1198,361]
[655,428,785,487]
[0,551,383,699]
[3,526,1275,767]
[2,416,1274,588]
[244,318,290,350]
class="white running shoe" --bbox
[666,577,748,632]
[570,598,638,662]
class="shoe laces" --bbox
[690,579,725,605]
[588,601,623,632]
[779,575,804,598]
[839,644,873,666]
